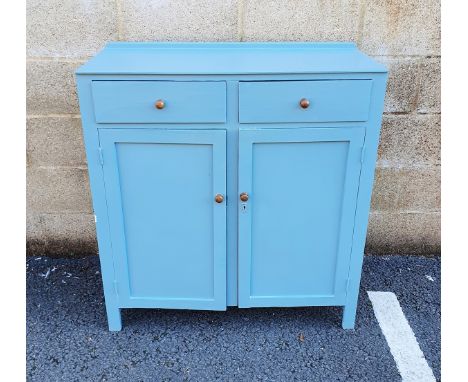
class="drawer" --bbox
[239,80,372,123]
[92,81,226,123]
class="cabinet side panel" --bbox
[76,75,122,329]
[343,73,388,328]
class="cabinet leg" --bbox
[342,304,357,329]
[106,303,122,331]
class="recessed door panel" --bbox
[238,128,364,307]
[99,129,227,310]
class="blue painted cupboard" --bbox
[76,42,387,331]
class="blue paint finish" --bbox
[77,42,387,75]
[92,81,226,124]
[238,128,364,308]
[239,80,372,123]
[76,76,122,331]
[225,81,239,306]
[342,74,388,329]
[99,129,227,310]
[76,42,387,331]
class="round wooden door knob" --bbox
[215,194,224,203]
[299,98,310,109]
[239,192,249,202]
[155,99,165,109]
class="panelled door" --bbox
[99,129,227,310]
[238,127,365,307]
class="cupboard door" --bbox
[99,129,227,310]
[238,128,365,307]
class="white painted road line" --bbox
[368,291,436,382]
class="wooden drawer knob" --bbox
[215,194,224,203]
[240,192,249,202]
[155,99,165,109]
[299,98,310,109]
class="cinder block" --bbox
[27,117,86,167]
[27,167,92,213]
[121,0,239,41]
[374,57,420,113]
[27,0,117,58]
[417,58,441,114]
[27,60,80,114]
[377,114,441,167]
[366,211,440,254]
[26,213,97,256]
[40,213,96,241]
[26,213,47,255]
[371,167,440,212]
[26,213,44,241]
[361,0,440,55]
[243,0,361,41]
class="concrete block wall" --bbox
[26,0,441,256]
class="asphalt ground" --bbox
[26,255,440,381]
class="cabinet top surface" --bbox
[76,42,387,75]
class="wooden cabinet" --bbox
[76,42,387,331]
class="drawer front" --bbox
[239,80,372,123]
[92,81,226,123]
